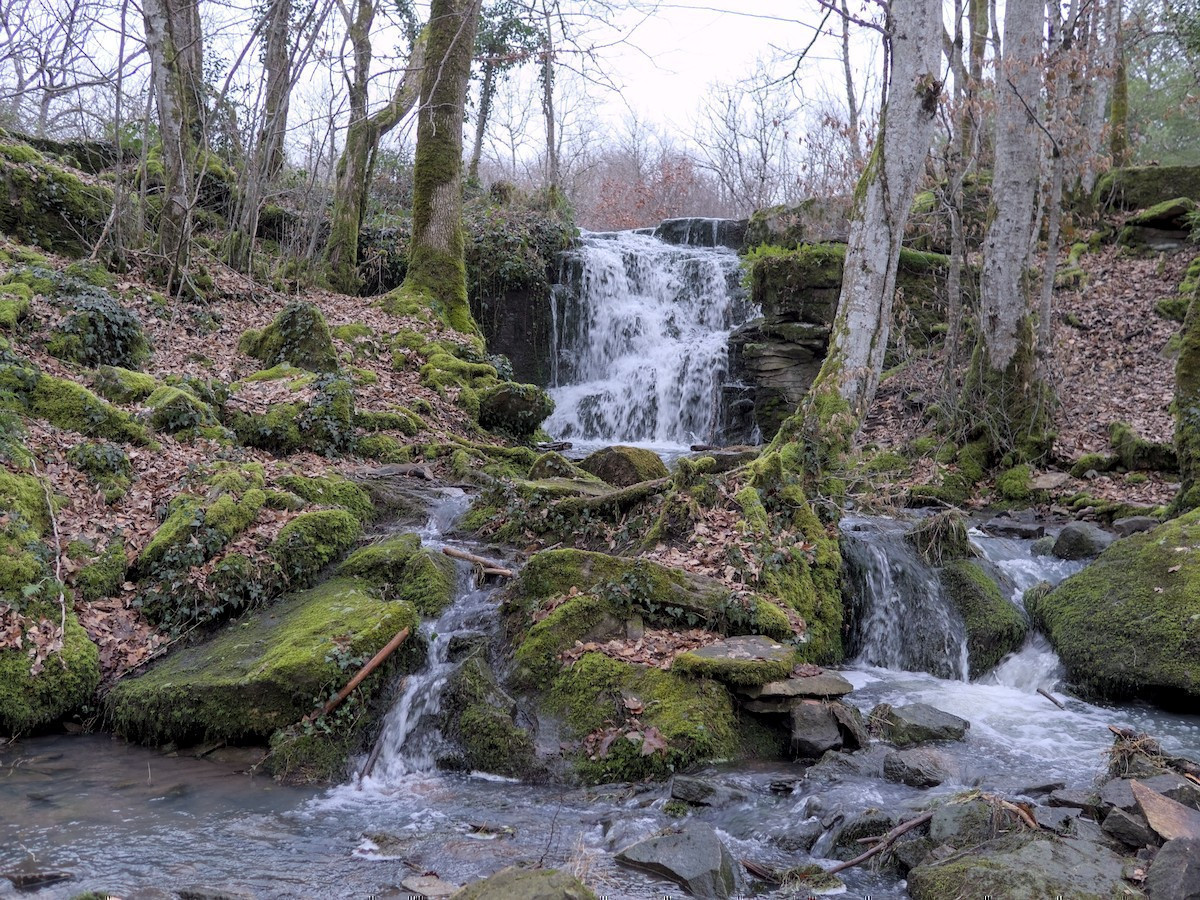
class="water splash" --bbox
[545,229,755,446]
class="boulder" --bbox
[616,822,738,899]
[930,799,1008,848]
[740,669,854,699]
[938,560,1027,678]
[477,382,554,438]
[830,809,897,860]
[1101,774,1200,815]
[1034,805,1081,832]
[1144,838,1200,900]
[670,775,747,808]
[907,833,1132,899]
[1102,806,1158,849]
[1133,780,1200,841]
[1051,522,1115,560]
[872,702,970,745]
[1027,509,1200,702]
[883,747,956,787]
[770,816,826,853]
[983,516,1045,540]
[789,699,843,758]
[238,301,338,373]
[672,635,796,689]
[1048,788,1103,818]
[400,874,460,898]
[577,445,668,487]
[1112,515,1159,537]
[1096,165,1200,210]
[652,217,747,249]
[829,701,870,751]
[453,867,595,900]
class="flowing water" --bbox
[4,505,1200,899]
[545,229,756,453]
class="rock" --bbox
[238,300,338,372]
[673,635,795,689]
[1133,780,1200,841]
[1052,521,1115,560]
[1027,509,1200,703]
[983,516,1045,539]
[1097,165,1200,211]
[577,445,668,487]
[770,817,826,853]
[906,510,974,564]
[1126,197,1198,230]
[453,866,595,900]
[1034,805,1080,832]
[528,451,592,481]
[939,559,1027,678]
[930,798,1007,848]
[893,836,936,873]
[0,869,73,891]
[1101,774,1200,814]
[690,448,759,473]
[740,669,853,699]
[652,217,747,249]
[1048,788,1102,818]
[829,701,870,750]
[883,748,955,787]
[477,382,554,438]
[400,875,460,898]
[907,833,1132,899]
[991,776,1066,798]
[872,702,970,745]
[177,888,257,900]
[1145,838,1200,899]
[1102,806,1158,849]
[831,809,897,860]
[670,775,747,808]
[1112,515,1159,537]
[616,822,738,899]
[1031,471,1071,491]
[790,699,844,758]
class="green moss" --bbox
[230,402,303,454]
[671,647,796,687]
[0,466,51,534]
[0,290,30,330]
[355,408,425,436]
[338,533,422,582]
[239,301,339,373]
[0,141,112,255]
[0,605,100,735]
[995,464,1034,501]
[579,445,670,487]
[1096,165,1200,210]
[1070,452,1120,478]
[1110,420,1176,472]
[735,485,770,533]
[276,474,373,522]
[1159,295,1191,322]
[906,511,973,565]
[269,509,362,585]
[243,363,317,387]
[74,538,126,602]
[205,461,266,496]
[550,652,737,782]
[940,560,1027,677]
[355,433,413,463]
[107,577,422,746]
[331,323,373,341]
[299,375,356,453]
[135,496,204,576]
[66,441,131,504]
[396,548,457,616]
[145,385,216,433]
[419,351,498,394]
[92,365,156,403]
[1028,508,1200,701]
[203,489,265,540]
[476,381,554,437]
[441,656,535,777]
[19,371,149,444]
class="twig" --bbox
[305,626,411,723]
[442,546,513,577]
[1037,687,1066,709]
[825,810,934,875]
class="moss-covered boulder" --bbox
[672,635,797,688]
[939,560,1026,678]
[906,511,973,566]
[1096,165,1200,210]
[46,288,151,370]
[528,451,597,481]
[0,285,30,330]
[238,301,338,373]
[107,576,423,746]
[440,655,535,778]
[276,473,373,522]
[229,402,304,454]
[73,538,126,601]
[507,549,793,688]
[551,652,738,782]
[0,365,150,444]
[145,384,217,433]
[338,534,456,616]
[477,381,554,438]
[1110,421,1177,472]
[270,508,362,586]
[1028,509,1200,702]
[0,604,100,736]
[454,867,596,900]
[92,365,156,404]
[578,445,669,487]
[0,141,112,256]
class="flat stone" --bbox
[1113,515,1159,537]
[453,867,595,900]
[670,775,747,807]
[689,635,792,664]
[883,748,955,788]
[1102,807,1158,849]
[1031,472,1071,491]
[1133,780,1200,841]
[400,875,461,899]
[829,701,870,751]
[873,702,970,746]
[1102,774,1200,813]
[1145,838,1200,900]
[1034,805,1081,832]
[991,776,1066,798]
[616,822,738,899]
[984,517,1045,539]
[741,670,853,699]
[790,699,843,758]
[1048,788,1102,817]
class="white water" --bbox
[545,229,754,448]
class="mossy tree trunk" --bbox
[260,0,292,182]
[1109,11,1129,166]
[468,61,496,183]
[324,2,425,295]
[1172,291,1200,513]
[142,0,205,288]
[785,0,942,466]
[402,0,482,333]
[963,0,1053,460]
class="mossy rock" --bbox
[454,867,597,900]
[107,576,423,746]
[995,464,1035,501]
[578,445,669,487]
[1027,508,1200,702]
[672,635,797,688]
[441,656,535,778]
[229,402,304,454]
[338,533,422,583]
[74,538,126,601]
[238,301,338,373]
[550,652,737,783]
[1109,421,1177,472]
[1096,165,1200,210]
[0,289,29,330]
[66,441,131,504]
[528,451,597,481]
[1069,453,1119,478]
[242,363,317,386]
[939,560,1026,678]
[269,508,362,586]
[354,408,425,436]
[276,474,373,522]
[906,511,973,565]
[0,141,112,256]
[92,365,156,404]
[476,381,554,438]
[46,288,150,370]
[0,605,100,736]
[145,385,217,433]
[2,366,149,444]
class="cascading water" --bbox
[545,229,756,448]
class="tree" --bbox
[324,0,424,294]
[395,0,483,334]
[785,0,943,465]
[963,0,1052,458]
[260,0,293,181]
[468,0,539,183]
[142,0,206,288]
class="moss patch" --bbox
[270,508,362,586]
[940,560,1027,678]
[93,365,156,404]
[276,474,373,522]
[578,446,669,487]
[0,605,100,736]
[238,301,338,373]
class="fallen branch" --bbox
[1037,687,1066,710]
[825,810,934,875]
[552,477,669,519]
[305,626,411,723]
[740,859,779,883]
[442,546,514,577]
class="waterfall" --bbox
[545,229,756,447]
[840,517,971,681]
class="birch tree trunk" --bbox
[968,0,1053,458]
[399,0,482,333]
[785,0,943,464]
[142,0,205,288]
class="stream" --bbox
[3,494,1200,899]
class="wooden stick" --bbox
[1037,687,1066,709]
[442,546,513,577]
[307,626,411,722]
[825,810,934,875]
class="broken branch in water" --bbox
[1037,687,1066,709]
[305,626,411,723]
[825,810,935,875]
[441,546,514,577]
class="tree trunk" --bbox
[839,0,861,166]
[142,0,205,288]
[401,0,482,333]
[539,0,559,193]
[1173,291,1200,513]
[468,61,496,183]
[260,0,292,181]
[1109,13,1129,166]
[967,0,1053,459]
[786,0,943,463]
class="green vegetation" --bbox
[239,301,339,373]
[940,560,1027,677]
